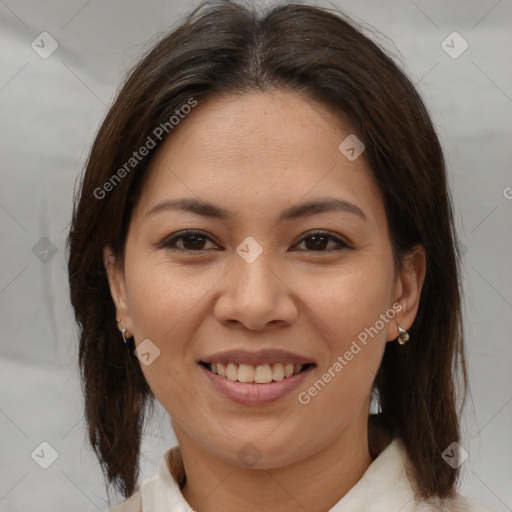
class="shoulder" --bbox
[385,438,497,512]
[107,490,142,512]
[447,494,499,511]
[106,445,183,512]
[420,492,499,512]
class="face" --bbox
[106,90,424,469]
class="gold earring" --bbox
[397,324,409,345]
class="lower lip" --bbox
[199,364,314,405]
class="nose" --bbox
[213,249,299,331]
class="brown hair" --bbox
[67,0,467,503]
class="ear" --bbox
[103,246,133,337]
[386,244,426,342]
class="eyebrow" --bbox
[145,197,367,222]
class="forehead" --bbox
[134,90,385,227]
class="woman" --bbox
[67,1,496,511]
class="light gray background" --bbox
[1,0,511,511]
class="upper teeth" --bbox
[209,362,304,383]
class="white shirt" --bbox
[109,438,496,512]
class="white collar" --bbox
[139,438,411,511]
[135,438,490,512]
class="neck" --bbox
[175,409,376,512]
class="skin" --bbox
[105,90,426,512]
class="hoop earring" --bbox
[397,324,409,345]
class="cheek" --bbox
[125,258,218,344]
[122,258,223,407]
[293,256,394,414]
[304,256,395,352]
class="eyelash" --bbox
[160,229,352,254]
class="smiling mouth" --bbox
[200,361,315,384]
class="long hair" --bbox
[67,0,466,501]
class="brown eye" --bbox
[294,231,351,252]
[161,230,217,252]
[160,230,351,254]
[180,233,207,250]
